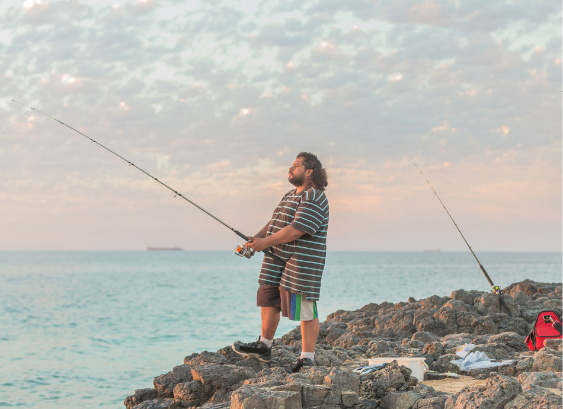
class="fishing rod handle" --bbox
[234,230,285,264]
[497,294,514,318]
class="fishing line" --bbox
[415,164,513,317]
[92,251,234,324]
[12,100,284,264]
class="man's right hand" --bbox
[244,236,256,248]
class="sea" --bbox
[0,251,561,408]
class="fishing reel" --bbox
[234,243,255,259]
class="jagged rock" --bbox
[434,307,458,335]
[507,281,539,297]
[430,354,461,373]
[472,344,510,360]
[324,367,360,395]
[216,345,245,364]
[234,356,269,372]
[517,371,562,390]
[360,303,381,312]
[341,390,360,407]
[469,334,490,345]
[515,357,533,373]
[191,364,255,402]
[333,332,362,349]
[359,361,414,400]
[124,388,158,409]
[132,399,173,409]
[532,347,563,372]
[374,310,417,338]
[315,349,344,367]
[505,385,562,409]
[301,384,331,406]
[497,362,519,377]
[367,340,395,357]
[154,365,193,398]
[422,341,444,359]
[380,391,420,409]
[450,289,486,306]
[474,294,520,318]
[184,351,227,366]
[442,299,468,313]
[419,295,448,310]
[281,326,302,345]
[125,280,563,409]
[230,385,301,409]
[413,309,441,335]
[413,396,450,408]
[173,380,202,405]
[357,397,380,409]
[543,338,562,351]
[411,384,450,408]
[487,332,525,350]
[444,375,522,409]
[511,291,530,306]
[326,327,348,345]
[199,403,231,409]
[271,347,299,366]
[412,332,440,343]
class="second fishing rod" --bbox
[13,100,284,264]
[416,164,513,317]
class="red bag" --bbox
[525,310,562,351]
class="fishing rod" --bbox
[13,100,284,264]
[415,164,513,317]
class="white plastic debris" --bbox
[451,351,516,372]
[455,343,476,358]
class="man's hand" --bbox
[246,237,269,252]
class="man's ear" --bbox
[306,169,313,178]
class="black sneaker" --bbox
[287,357,314,373]
[232,337,272,362]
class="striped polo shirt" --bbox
[258,187,329,301]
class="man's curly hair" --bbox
[297,152,328,191]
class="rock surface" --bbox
[124,280,562,409]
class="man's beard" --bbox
[288,173,305,187]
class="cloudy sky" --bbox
[0,0,561,251]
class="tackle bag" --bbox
[525,310,562,351]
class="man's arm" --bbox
[247,225,305,252]
[252,223,270,239]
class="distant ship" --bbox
[423,248,441,252]
[146,246,182,251]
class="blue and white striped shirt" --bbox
[258,187,329,301]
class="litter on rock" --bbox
[353,363,388,374]
[455,343,476,358]
[451,351,516,372]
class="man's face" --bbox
[288,157,307,187]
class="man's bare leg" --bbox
[301,317,320,352]
[261,306,280,340]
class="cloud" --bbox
[0,0,560,250]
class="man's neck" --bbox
[295,182,313,193]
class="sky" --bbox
[0,0,561,252]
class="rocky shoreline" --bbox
[124,279,562,409]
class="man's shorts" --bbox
[257,285,318,321]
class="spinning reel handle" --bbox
[233,230,285,264]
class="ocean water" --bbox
[0,251,561,408]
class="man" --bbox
[232,152,329,373]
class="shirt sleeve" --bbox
[290,190,326,236]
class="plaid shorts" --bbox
[257,285,318,322]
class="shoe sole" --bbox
[231,344,271,362]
